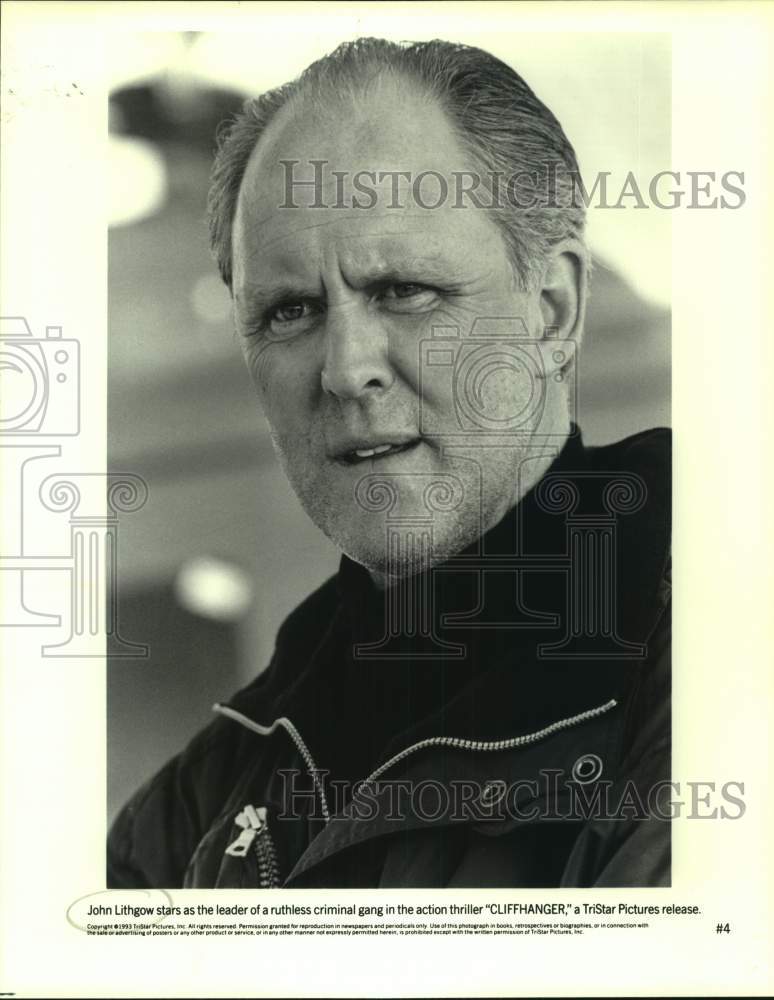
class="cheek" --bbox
[418,348,545,435]
[243,341,275,397]
[480,363,539,416]
[244,347,320,450]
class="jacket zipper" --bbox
[225,804,281,888]
[355,697,618,793]
[214,707,331,820]
[214,697,618,821]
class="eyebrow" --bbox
[238,283,320,316]
[237,253,470,316]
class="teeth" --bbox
[354,444,394,458]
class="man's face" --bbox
[232,81,565,581]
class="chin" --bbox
[294,465,518,579]
[345,541,429,581]
[330,511,488,583]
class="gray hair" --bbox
[207,37,587,291]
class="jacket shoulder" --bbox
[585,426,671,476]
[107,714,244,888]
[583,427,671,645]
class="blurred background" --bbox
[108,30,670,820]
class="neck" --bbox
[367,415,572,591]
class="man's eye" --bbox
[263,300,321,341]
[383,283,425,299]
[379,283,439,311]
[271,302,310,323]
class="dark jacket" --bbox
[108,427,671,889]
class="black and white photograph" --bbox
[1,2,772,998]
[106,30,672,890]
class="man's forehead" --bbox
[231,80,510,291]
[235,81,474,223]
[247,73,454,170]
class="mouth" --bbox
[334,439,423,466]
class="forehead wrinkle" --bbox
[237,210,433,259]
[242,215,390,260]
[236,220,468,285]
[244,249,472,301]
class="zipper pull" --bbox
[225,805,268,857]
[225,828,255,857]
[241,804,267,830]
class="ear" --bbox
[537,243,588,376]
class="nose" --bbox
[320,302,395,399]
